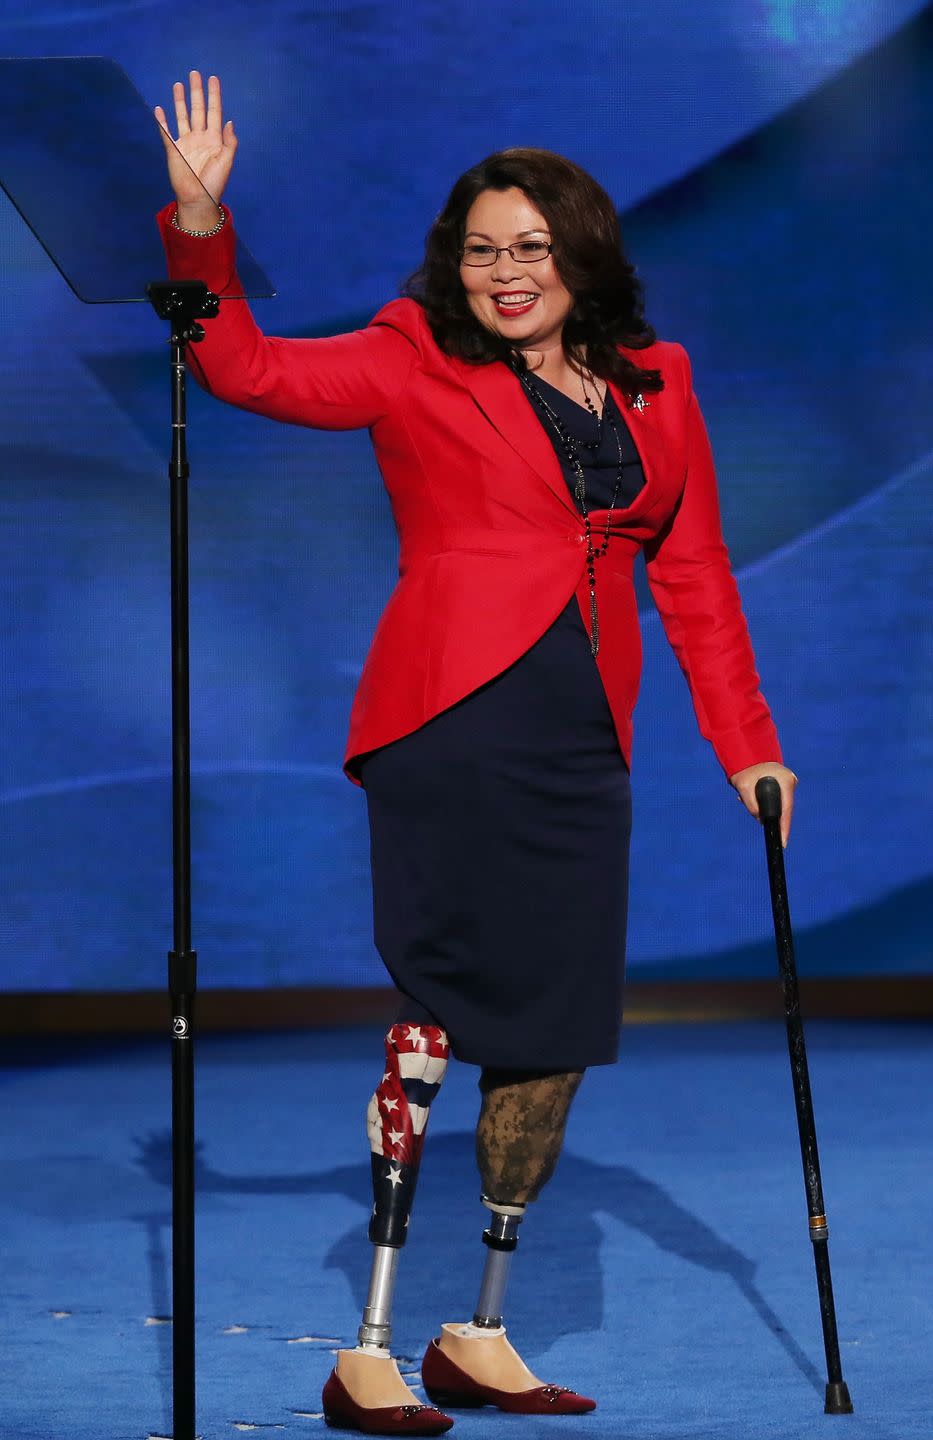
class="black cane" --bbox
[147,277,220,1440]
[755,775,853,1415]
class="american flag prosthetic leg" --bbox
[367,1023,449,1245]
[358,1023,449,1348]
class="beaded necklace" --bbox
[578,371,606,451]
[519,369,625,658]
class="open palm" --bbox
[154,70,237,208]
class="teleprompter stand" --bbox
[147,278,220,1440]
[0,56,274,1440]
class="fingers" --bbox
[206,73,223,134]
[168,71,221,139]
[172,79,190,136]
[153,104,172,147]
[733,779,759,817]
[189,69,206,130]
[779,774,796,849]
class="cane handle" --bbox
[755,774,783,821]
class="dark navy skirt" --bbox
[359,593,632,1071]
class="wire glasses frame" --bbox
[459,240,553,267]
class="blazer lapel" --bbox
[606,370,670,519]
[450,357,579,517]
[449,352,676,523]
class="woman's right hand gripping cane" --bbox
[154,70,237,231]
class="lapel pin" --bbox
[631,393,650,413]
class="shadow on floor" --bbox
[133,1127,824,1396]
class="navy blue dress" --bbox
[360,378,645,1071]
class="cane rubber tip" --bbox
[824,1381,854,1414]
[755,774,782,820]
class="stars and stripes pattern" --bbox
[366,1023,449,1247]
[367,1023,449,1167]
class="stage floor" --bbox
[2,1021,930,1439]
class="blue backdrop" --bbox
[1,2,930,991]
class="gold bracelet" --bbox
[171,206,226,237]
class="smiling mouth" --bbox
[492,292,539,316]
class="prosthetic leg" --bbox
[323,1024,453,1435]
[421,1068,595,1414]
[472,1196,525,1329]
[359,1023,450,1350]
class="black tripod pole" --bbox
[755,775,853,1416]
[147,278,219,1440]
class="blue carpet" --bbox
[1,1021,930,1439]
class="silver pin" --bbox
[632,393,650,413]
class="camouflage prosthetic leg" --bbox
[465,1068,583,1335]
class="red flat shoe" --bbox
[420,1338,596,1415]
[322,1367,454,1435]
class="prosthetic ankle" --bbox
[471,1196,526,1330]
[357,1023,449,1349]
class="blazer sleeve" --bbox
[156,203,419,429]
[643,345,783,779]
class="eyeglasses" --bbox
[459,240,553,267]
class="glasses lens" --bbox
[512,242,550,262]
[461,244,497,266]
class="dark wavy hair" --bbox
[404,147,663,399]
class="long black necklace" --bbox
[578,371,606,451]
[519,370,625,657]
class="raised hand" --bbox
[154,71,237,226]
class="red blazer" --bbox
[160,206,781,785]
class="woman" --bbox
[156,72,796,1437]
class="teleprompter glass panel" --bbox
[0,56,274,302]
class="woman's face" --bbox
[459,187,573,354]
